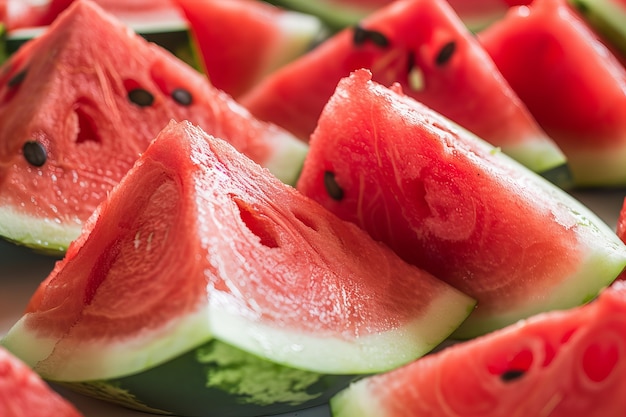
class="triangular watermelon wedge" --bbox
[1,120,474,413]
[0,0,308,253]
[296,69,626,338]
[174,0,327,99]
[331,281,626,417]
[241,0,566,176]
[478,0,626,187]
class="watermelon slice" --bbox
[241,0,567,176]
[568,0,626,56]
[478,0,626,187]
[330,281,626,417]
[0,346,83,417]
[296,69,626,338]
[174,0,327,99]
[0,0,308,253]
[1,120,474,415]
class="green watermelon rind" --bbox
[452,207,626,338]
[1,282,475,381]
[1,305,213,382]
[258,129,310,187]
[568,0,626,56]
[54,339,356,417]
[254,8,329,80]
[206,288,475,375]
[566,130,626,187]
[450,141,626,338]
[0,205,82,254]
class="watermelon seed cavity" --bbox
[22,141,47,167]
[324,171,344,201]
[234,197,279,248]
[128,88,155,107]
[435,41,456,66]
[171,88,192,106]
[353,25,389,48]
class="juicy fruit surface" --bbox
[330,282,626,417]
[0,0,307,252]
[0,346,83,417]
[478,0,626,186]
[2,120,474,382]
[242,0,565,174]
[296,69,626,337]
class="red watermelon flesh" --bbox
[478,0,626,187]
[331,281,626,417]
[1,120,475,381]
[0,346,83,417]
[296,69,626,338]
[241,0,566,175]
[174,0,325,99]
[0,0,308,252]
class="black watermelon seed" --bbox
[128,88,154,107]
[171,88,192,106]
[435,41,456,66]
[324,171,344,201]
[7,69,27,88]
[500,369,526,382]
[23,141,47,167]
[353,25,389,48]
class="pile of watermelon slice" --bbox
[0,0,625,416]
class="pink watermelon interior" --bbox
[296,69,625,337]
[0,0,306,251]
[478,0,626,185]
[0,347,83,417]
[12,120,473,379]
[331,282,626,417]
[241,0,563,173]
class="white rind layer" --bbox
[0,205,83,253]
[1,305,213,381]
[2,284,474,381]
[208,284,475,375]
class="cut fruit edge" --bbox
[1,121,476,381]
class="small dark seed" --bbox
[128,88,154,107]
[171,88,192,106]
[435,41,456,66]
[353,25,389,48]
[324,171,344,201]
[7,69,27,88]
[353,25,368,45]
[23,141,47,167]
[500,369,525,382]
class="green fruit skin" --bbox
[55,339,359,417]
